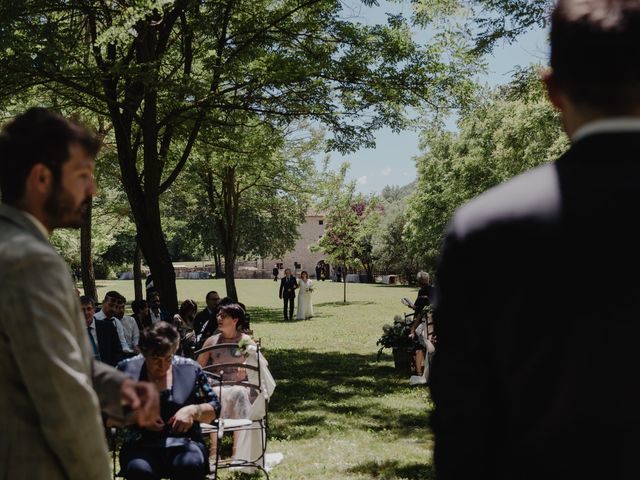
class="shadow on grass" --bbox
[372,283,418,289]
[266,349,432,442]
[249,306,282,324]
[346,460,434,479]
[249,307,328,324]
[314,300,376,308]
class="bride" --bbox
[296,271,314,320]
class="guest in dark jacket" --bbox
[144,291,172,327]
[81,295,123,367]
[117,322,220,480]
[431,2,640,479]
[131,299,149,332]
[193,291,220,337]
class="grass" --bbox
[95,279,434,479]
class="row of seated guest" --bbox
[197,303,256,461]
[192,291,252,348]
[81,295,123,367]
[81,291,141,365]
[96,291,135,356]
[82,290,174,366]
[116,322,220,480]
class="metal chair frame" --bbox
[195,342,271,479]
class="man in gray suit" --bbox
[0,108,159,480]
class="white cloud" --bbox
[356,175,368,185]
[380,167,392,177]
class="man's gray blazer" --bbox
[0,204,127,480]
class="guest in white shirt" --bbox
[116,297,139,355]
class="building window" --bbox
[319,220,324,225]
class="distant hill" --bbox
[380,181,416,203]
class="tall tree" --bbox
[193,118,316,300]
[314,163,377,301]
[0,0,479,312]
[405,66,567,270]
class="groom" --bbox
[279,268,298,321]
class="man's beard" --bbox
[43,181,91,229]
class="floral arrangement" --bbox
[376,314,414,360]
[237,337,254,357]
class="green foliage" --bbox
[376,314,414,360]
[405,65,568,270]
[192,117,318,260]
[314,162,378,274]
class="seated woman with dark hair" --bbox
[197,303,256,459]
[117,321,220,480]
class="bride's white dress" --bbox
[296,279,314,320]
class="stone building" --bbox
[262,210,327,277]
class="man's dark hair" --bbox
[551,0,640,113]
[131,299,147,315]
[205,291,219,300]
[138,321,180,357]
[79,295,95,306]
[0,108,100,204]
[179,299,197,317]
[218,303,246,330]
[218,296,234,308]
[104,291,122,302]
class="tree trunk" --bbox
[108,98,179,314]
[343,262,347,304]
[365,263,374,283]
[223,247,239,301]
[80,199,98,301]
[133,243,143,301]
[135,211,178,313]
[213,248,224,278]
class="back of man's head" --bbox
[0,107,99,205]
[551,0,640,114]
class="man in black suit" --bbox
[80,296,123,367]
[144,291,172,327]
[431,2,640,479]
[279,268,298,321]
[193,290,220,338]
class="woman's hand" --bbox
[169,405,197,433]
[147,417,165,432]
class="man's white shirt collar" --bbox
[572,117,640,143]
[22,211,49,239]
[95,310,107,320]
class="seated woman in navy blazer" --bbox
[117,321,220,480]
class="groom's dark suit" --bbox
[279,275,298,321]
[431,131,640,480]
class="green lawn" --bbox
[96,279,433,479]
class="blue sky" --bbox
[322,2,550,194]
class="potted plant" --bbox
[376,314,415,372]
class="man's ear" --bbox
[28,163,53,195]
[542,69,565,112]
